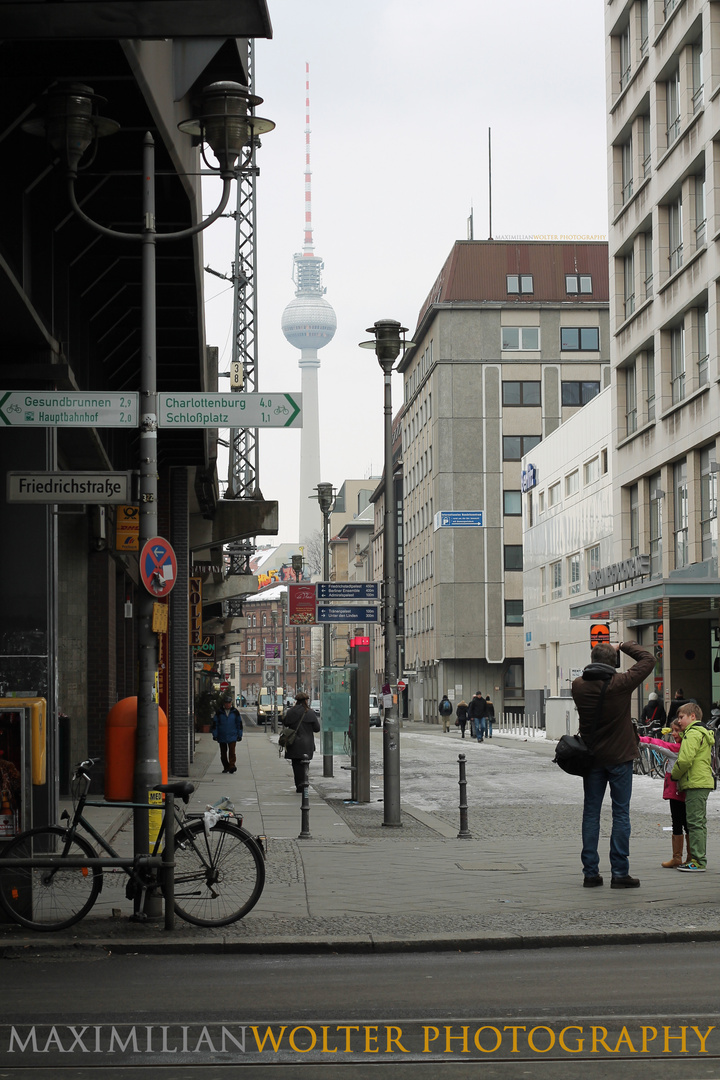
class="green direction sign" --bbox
[157,392,302,429]
[0,392,138,428]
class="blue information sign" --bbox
[316,582,380,600]
[433,511,484,530]
[317,605,380,623]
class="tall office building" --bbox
[399,241,609,720]
[281,63,336,545]
[592,0,720,709]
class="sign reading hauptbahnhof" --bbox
[7,471,132,503]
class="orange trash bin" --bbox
[104,697,168,801]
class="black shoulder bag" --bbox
[554,675,612,777]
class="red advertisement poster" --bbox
[288,583,317,625]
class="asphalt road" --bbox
[2,944,720,1078]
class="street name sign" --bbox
[317,605,380,623]
[157,392,302,429]
[433,510,484,530]
[7,471,131,503]
[0,391,138,427]
[316,582,380,600]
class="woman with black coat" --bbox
[456,700,469,738]
[282,691,321,791]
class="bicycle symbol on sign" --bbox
[274,404,289,415]
[7,403,21,414]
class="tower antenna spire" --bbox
[303,61,314,258]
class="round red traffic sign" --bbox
[139,536,177,597]
[220,679,230,691]
[397,679,407,692]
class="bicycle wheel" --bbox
[649,751,665,779]
[0,826,102,931]
[172,819,265,927]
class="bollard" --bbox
[457,753,472,839]
[298,754,312,840]
[163,791,175,931]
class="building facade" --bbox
[586,0,720,712]
[399,241,610,721]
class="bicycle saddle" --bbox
[153,781,195,803]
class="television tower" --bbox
[281,62,336,545]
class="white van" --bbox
[369,694,381,726]
[257,687,283,724]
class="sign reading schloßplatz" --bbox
[7,472,132,504]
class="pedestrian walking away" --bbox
[467,690,487,742]
[639,720,688,867]
[667,688,697,724]
[456,700,468,738]
[438,694,453,733]
[670,703,713,872]
[640,692,666,731]
[571,640,654,889]
[211,694,244,774]
[485,695,495,738]
[282,691,321,791]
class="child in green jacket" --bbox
[670,704,714,871]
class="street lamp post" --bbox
[359,320,413,828]
[24,81,273,859]
[291,554,304,696]
[312,482,336,777]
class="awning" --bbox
[569,577,720,625]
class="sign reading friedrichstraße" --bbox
[0,392,138,427]
[157,392,302,428]
[7,472,132,504]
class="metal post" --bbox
[162,791,175,930]
[298,755,312,839]
[381,355,400,827]
[135,133,161,859]
[322,504,333,777]
[457,754,472,839]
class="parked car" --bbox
[369,694,381,726]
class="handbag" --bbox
[554,672,612,777]
[278,705,307,753]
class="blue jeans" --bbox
[581,760,633,879]
[472,717,485,740]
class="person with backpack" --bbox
[670,703,714,872]
[438,694,453,733]
[210,693,244,774]
[281,691,321,792]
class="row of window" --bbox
[506,275,594,296]
[243,658,307,674]
[243,636,309,653]
[405,446,432,492]
[502,380,600,408]
[502,326,601,351]
[526,451,609,525]
[404,339,433,404]
[541,545,601,602]
[405,499,433,543]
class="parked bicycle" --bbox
[0,759,265,932]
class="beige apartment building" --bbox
[399,241,610,721]
[574,0,720,711]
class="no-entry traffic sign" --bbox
[140,537,177,597]
[397,679,407,692]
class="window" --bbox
[629,483,639,557]
[619,23,632,89]
[584,457,600,485]
[674,459,689,569]
[504,663,524,699]
[624,250,635,318]
[551,560,562,600]
[692,41,704,112]
[695,176,706,247]
[502,380,541,406]
[504,490,522,516]
[668,197,683,273]
[507,274,533,295]
[649,472,663,577]
[504,545,523,571]
[538,490,545,514]
[642,114,651,178]
[502,434,541,460]
[700,445,718,561]
[601,448,608,475]
[646,350,656,420]
[548,481,561,507]
[640,0,648,56]
[698,306,709,386]
[565,274,592,294]
[644,232,653,298]
[568,553,581,595]
[670,326,685,404]
[622,138,633,203]
[560,327,600,351]
[586,544,601,577]
[666,67,681,146]
[504,600,524,626]
[501,326,540,350]
[626,362,637,435]
[540,565,547,604]
[565,470,579,496]
[562,381,600,406]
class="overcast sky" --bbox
[201,0,608,548]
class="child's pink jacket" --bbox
[639,736,684,801]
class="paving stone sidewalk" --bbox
[1,725,718,955]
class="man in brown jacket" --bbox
[571,641,655,890]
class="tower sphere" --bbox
[281,294,337,352]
